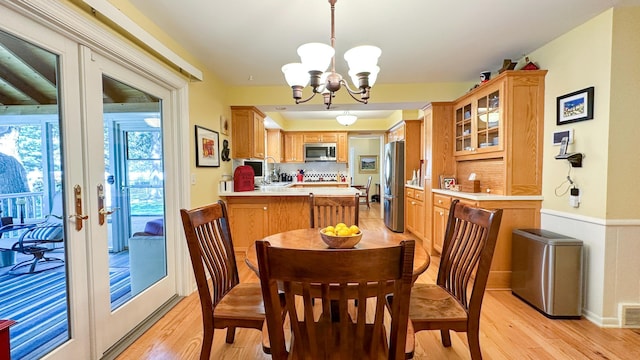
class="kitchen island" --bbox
[220,185,360,250]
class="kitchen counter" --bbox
[220,182,359,197]
[432,189,543,201]
[405,184,424,190]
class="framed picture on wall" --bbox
[358,155,378,173]
[195,125,220,167]
[557,86,594,125]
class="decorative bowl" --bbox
[319,229,363,249]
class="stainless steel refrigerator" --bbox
[383,141,404,232]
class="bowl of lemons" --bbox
[319,223,363,249]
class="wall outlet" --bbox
[570,187,580,208]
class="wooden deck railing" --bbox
[0,192,45,222]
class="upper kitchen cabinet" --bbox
[453,70,547,195]
[336,132,348,163]
[453,70,546,160]
[303,132,338,143]
[267,129,284,162]
[284,132,304,162]
[388,120,422,184]
[231,106,265,159]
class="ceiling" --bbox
[125,0,639,125]
[1,1,638,124]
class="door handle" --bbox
[97,184,119,225]
[69,185,89,231]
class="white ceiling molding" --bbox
[82,0,202,81]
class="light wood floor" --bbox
[117,203,640,359]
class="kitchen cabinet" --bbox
[432,193,451,253]
[453,70,547,195]
[303,132,338,143]
[284,132,304,162]
[387,120,421,184]
[422,102,455,253]
[231,106,265,159]
[224,196,310,249]
[405,187,425,240]
[431,190,542,289]
[337,132,348,163]
[266,129,284,162]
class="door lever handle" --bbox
[71,185,88,231]
[99,208,118,215]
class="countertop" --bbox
[405,184,424,190]
[220,182,360,197]
[432,188,543,201]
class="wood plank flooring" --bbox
[116,203,640,359]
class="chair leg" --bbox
[225,326,236,343]
[200,325,213,360]
[468,326,483,360]
[440,329,452,347]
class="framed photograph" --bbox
[220,115,229,136]
[439,175,456,189]
[557,87,594,125]
[358,155,378,173]
[195,125,220,167]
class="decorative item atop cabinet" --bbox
[453,70,547,195]
[230,106,265,159]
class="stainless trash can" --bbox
[511,229,583,318]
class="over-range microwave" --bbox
[304,143,337,162]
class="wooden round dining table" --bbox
[245,228,430,281]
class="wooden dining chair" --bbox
[257,239,415,360]
[180,201,267,360]
[390,200,503,360]
[309,193,359,228]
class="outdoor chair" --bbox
[9,193,65,275]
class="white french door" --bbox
[80,46,177,356]
[0,2,187,359]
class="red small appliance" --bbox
[233,165,255,192]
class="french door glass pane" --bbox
[102,76,166,310]
[0,29,68,359]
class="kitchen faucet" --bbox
[263,156,278,184]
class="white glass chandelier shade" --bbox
[343,45,382,74]
[297,43,335,73]
[281,63,310,87]
[336,112,357,126]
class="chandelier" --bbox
[281,0,381,109]
[336,112,357,126]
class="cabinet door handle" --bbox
[439,211,444,216]
[263,207,267,210]
[438,200,443,204]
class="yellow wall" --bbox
[529,10,613,219]
[607,7,640,218]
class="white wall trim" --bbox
[81,0,202,81]
[541,208,640,226]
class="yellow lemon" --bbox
[324,231,335,236]
[349,225,360,235]
[325,226,335,233]
[337,228,350,236]
[335,222,347,229]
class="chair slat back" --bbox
[437,200,503,311]
[309,193,359,228]
[180,201,240,318]
[257,240,415,360]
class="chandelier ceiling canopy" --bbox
[281,0,381,109]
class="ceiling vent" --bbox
[620,304,640,328]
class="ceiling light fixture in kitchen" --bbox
[336,112,357,126]
[281,0,381,109]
